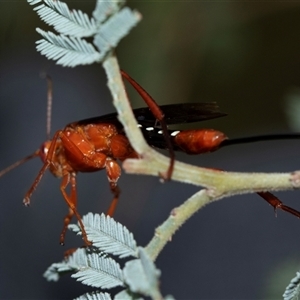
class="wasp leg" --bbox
[105,158,121,216]
[257,191,300,218]
[59,172,91,246]
[121,70,175,181]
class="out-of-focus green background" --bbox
[1,1,300,299]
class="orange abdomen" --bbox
[174,129,227,154]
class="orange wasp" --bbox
[0,71,227,245]
[0,71,299,245]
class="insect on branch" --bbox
[102,53,300,197]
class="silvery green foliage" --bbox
[44,248,90,281]
[44,248,124,289]
[28,0,97,37]
[114,290,142,300]
[71,252,124,289]
[27,0,141,67]
[123,248,161,298]
[283,271,300,300]
[44,213,169,299]
[36,28,102,67]
[75,292,112,300]
[93,8,141,58]
[92,0,125,23]
[69,213,138,258]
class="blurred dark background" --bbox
[1,1,300,299]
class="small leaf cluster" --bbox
[283,271,300,300]
[27,0,141,67]
[44,213,171,300]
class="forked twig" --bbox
[102,53,300,259]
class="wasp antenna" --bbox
[40,73,53,140]
[45,75,53,140]
[0,150,40,178]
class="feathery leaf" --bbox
[114,290,143,300]
[28,0,141,67]
[283,271,300,300]
[44,248,89,281]
[69,213,138,258]
[45,247,124,289]
[35,28,102,67]
[27,0,42,5]
[71,252,124,289]
[92,0,125,23]
[93,8,141,54]
[28,0,97,37]
[74,292,112,300]
[123,248,161,298]
[44,262,71,281]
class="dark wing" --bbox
[75,103,226,128]
[136,103,227,151]
[134,102,226,127]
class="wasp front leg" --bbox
[58,130,108,245]
[59,172,91,246]
[23,131,62,206]
[105,134,139,216]
[105,158,122,217]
